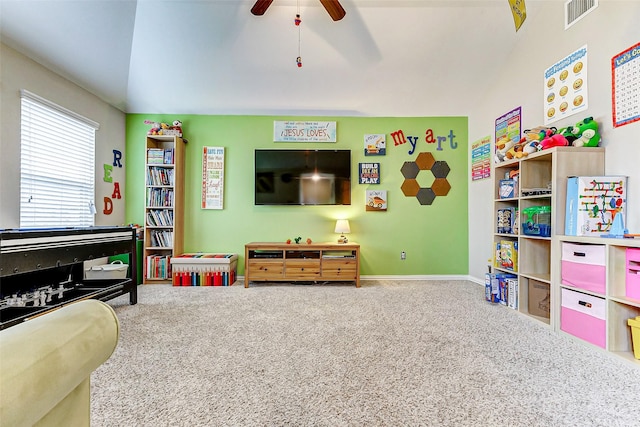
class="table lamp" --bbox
[334,219,350,243]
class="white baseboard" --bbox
[238,275,485,285]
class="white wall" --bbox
[468,2,640,282]
[0,43,127,229]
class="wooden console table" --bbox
[244,242,360,288]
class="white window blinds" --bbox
[20,90,99,228]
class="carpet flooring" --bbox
[91,280,640,426]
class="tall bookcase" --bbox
[144,135,186,284]
[492,147,604,327]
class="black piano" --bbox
[0,226,137,330]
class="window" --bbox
[20,90,99,228]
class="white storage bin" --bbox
[85,260,128,280]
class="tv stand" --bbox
[244,242,360,287]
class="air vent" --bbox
[565,0,598,29]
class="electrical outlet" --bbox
[401,251,406,260]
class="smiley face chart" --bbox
[544,45,588,125]
[612,42,640,128]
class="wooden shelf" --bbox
[244,242,360,288]
[492,147,605,324]
[143,135,186,284]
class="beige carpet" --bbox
[91,280,640,426]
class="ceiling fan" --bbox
[251,0,346,21]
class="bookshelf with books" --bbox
[144,135,186,284]
[491,147,604,327]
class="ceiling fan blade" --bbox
[251,0,274,16]
[318,0,346,21]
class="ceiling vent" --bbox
[565,0,599,29]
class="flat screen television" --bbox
[255,149,351,205]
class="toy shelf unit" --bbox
[144,135,186,284]
[244,242,360,288]
[492,147,605,327]
[555,235,640,366]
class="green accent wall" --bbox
[125,115,469,276]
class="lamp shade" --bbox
[334,219,350,234]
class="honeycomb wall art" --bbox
[400,152,451,205]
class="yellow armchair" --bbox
[0,300,119,426]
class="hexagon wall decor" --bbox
[400,152,451,205]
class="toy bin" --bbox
[85,260,128,280]
[628,317,640,359]
[562,242,606,294]
[561,288,606,349]
[626,248,640,300]
[521,206,551,237]
[170,253,238,286]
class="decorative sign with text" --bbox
[273,121,337,142]
[359,163,380,184]
[202,147,225,210]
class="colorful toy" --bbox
[495,136,517,162]
[539,127,568,150]
[570,117,601,147]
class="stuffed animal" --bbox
[539,127,568,150]
[570,117,600,147]
[495,136,517,163]
[171,120,183,133]
[143,120,162,135]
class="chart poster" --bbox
[471,136,491,181]
[544,45,588,125]
[364,134,386,155]
[273,121,337,142]
[612,42,640,128]
[494,107,521,162]
[365,190,387,212]
[359,162,380,184]
[201,146,225,210]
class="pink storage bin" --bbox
[627,248,640,300]
[561,242,606,294]
[561,288,606,348]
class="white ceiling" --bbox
[0,0,542,116]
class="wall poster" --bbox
[366,190,387,211]
[364,134,386,155]
[202,146,225,209]
[544,45,588,125]
[494,107,521,162]
[612,42,640,128]
[273,121,337,142]
[471,136,491,181]
[359,162,380,184]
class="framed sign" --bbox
[273,121,337,142]
[202,147,225,209]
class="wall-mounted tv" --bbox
[255,149,351,205]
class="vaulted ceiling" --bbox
[1,0,539,116]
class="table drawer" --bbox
[285,260,320,279]
[248,261,284,279]
[322,259,357,279]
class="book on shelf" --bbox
[147,148,164,164]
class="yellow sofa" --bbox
[0,300,119,426]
